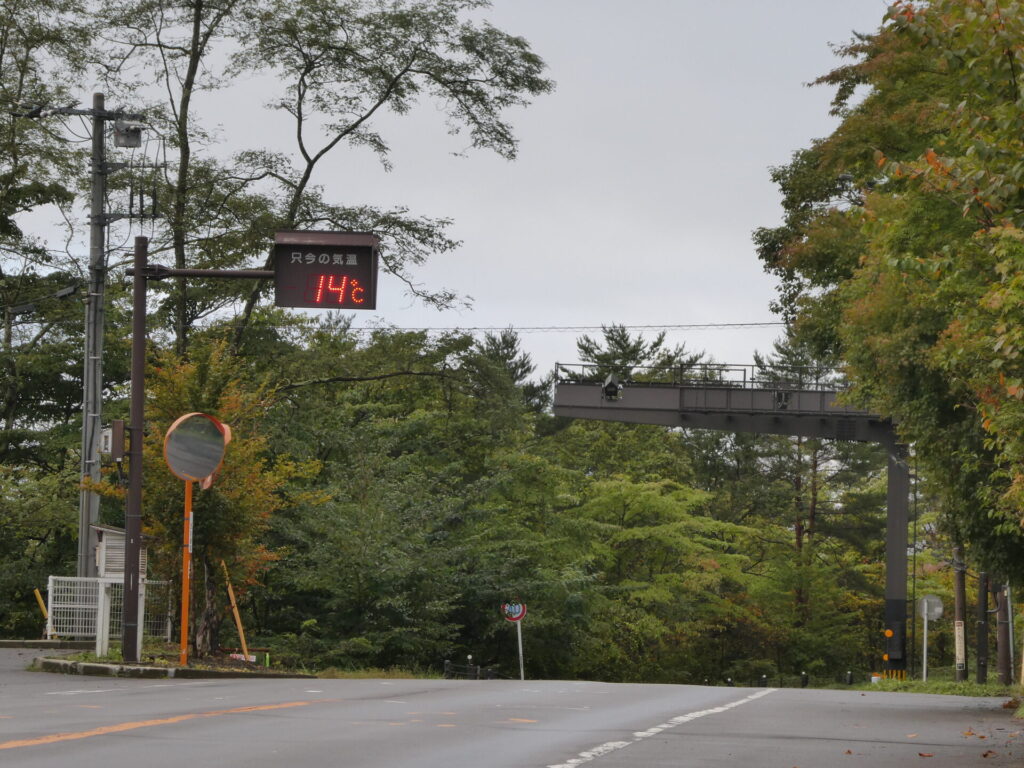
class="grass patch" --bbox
[61,649,124,664]
[862,677,1021,698]
[317,666,441,680]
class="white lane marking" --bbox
[383,700,407,704]
[142,682,211,689]
[547,689,776,768]
[47,681,212,695]
[305,690,323,693]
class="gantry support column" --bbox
[884,449,909,674]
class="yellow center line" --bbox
[0,699,336,751]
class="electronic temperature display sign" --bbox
[273,231,379,310]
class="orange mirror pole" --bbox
[179,479,193,667]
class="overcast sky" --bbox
[192,2,891,374]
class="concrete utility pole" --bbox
[953,545,968,682]
[78,93,107,578]
[47,93,146,578]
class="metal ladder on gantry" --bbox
[553,364,909,675]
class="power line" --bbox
[197,320,786,334]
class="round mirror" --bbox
[164,412,229,483]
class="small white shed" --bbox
[91,524,148,577]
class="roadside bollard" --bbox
[800,671,809,688]
[726,677,734,687]
[845,670,853,685]
[760,674,768,687]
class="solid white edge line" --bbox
[546,688,777,768]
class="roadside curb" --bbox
[32,656,315,680]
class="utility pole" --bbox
[78,93,107,577]
[123,236,148,663]
[10,95,138,578]
[953,545,968,682]
[18,93,148,578]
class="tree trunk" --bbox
[792,438,808,625]
[976,572,989,684]
[193,556,223,657]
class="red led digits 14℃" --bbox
[309,274,365,306]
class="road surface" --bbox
[0,649,1017,767]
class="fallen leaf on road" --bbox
[964,729,977,737]
[844,749,852,754]
[918,753,934,758]
[982,750,997,758]
[907,734,918,739]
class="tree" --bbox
[573,324,703,382]
[139,341,318,656]
[0,0,89,245]
[754,1,1024,582]
[93,0,552,353]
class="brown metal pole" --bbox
[121,235,147,662]
[953,545,968,681]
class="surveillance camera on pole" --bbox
[602,373,622,401]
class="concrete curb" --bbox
[32,656,315,680]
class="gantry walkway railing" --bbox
[554,363,893,445]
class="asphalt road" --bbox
[0,649,1018,767]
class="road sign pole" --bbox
[922,613,928,682]
[516,620,524,681]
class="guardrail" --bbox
[442,659,501,679]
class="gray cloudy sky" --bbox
[218,1,891,373]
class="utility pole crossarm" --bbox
[12,105,146,121]
[127,265,275,280]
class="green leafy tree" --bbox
[139,341,318,656]
[754,1,1024,585]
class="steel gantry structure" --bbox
[553,364,909,674]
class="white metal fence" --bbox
[46,576,173,646]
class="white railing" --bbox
[46,575,173,657]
